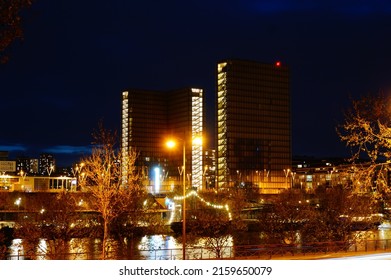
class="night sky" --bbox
[2,0,391,166]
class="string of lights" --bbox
[173,190,232,220]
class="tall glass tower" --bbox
[121,88,204,192]
[216,59,291,193]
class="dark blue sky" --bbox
[2,0,391,166]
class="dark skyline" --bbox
[2,0,391,166]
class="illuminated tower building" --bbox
[216,59,291,192]
[121,88,203,192]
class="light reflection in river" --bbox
[9,239,22,260]
[378,223,391,239]
[136,234,234,260]
[7,227,391,260]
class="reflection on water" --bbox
[8,238,102,260]
[138,235,181,260]
[7,228,391,260]
[365,228,391,240]
[138,235,179,251]
[137,234,234,260]
[351,227,391,252]
[8,239,22,260]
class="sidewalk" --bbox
[269,250,390,260]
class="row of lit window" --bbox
[222,64,289,75]
[226,71,289,82]
[227,112,290,121]
[226,126,290,135]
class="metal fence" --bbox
[5,239,391,260]
[136,239,391,260]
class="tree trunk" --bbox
[102,220,109,259]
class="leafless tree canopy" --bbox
[337,91,391,162]
[79,123,146,259]
[0,0,33,63]
[337,91,391,198]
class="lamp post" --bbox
[19,170,27,191]
[166,135,202,260]
[181,140,186,259]
[166,139,186,259]
[73,162,84,191]
[47,164,54,177]
[284,168,291,189]
[291,171,296,189]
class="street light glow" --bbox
[193,136,202,146]
[165,137,186,259]
[165,134,203,259]
[166,140,176,149]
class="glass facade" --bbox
[216,60,291,192]
[121,88,203,191]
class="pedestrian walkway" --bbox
[269,250,390,260]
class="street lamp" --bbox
[19,170,27,191]
[166,138,186,260]
[72,162,84,191]
[14,197,21,210]
[47,164,54,177]
[291,171,296,189]
[284,168,291,189]
[166,135,202,260]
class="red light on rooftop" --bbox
[275,61,281,67]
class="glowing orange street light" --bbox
[165,135,202,260]
[166,138,186,260]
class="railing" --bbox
[5,239,391,260]
[141,239,391,260]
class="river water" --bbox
[6,224,391,260]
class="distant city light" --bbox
[154,167,160,193]
[276,61,281,67]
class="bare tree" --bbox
[186,189,246,259]
[186,208,231,259]
[337,91,391,201]
[79,124,146,259]
[0,0,34,63]
[256,188,376,249]
[13,192,91,260]
[257,190,314,245]
[309,186,377,243]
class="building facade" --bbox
[39,153,56,176]
[216,59,291,192]
[121,88,204,192]
[203,148,216,189]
